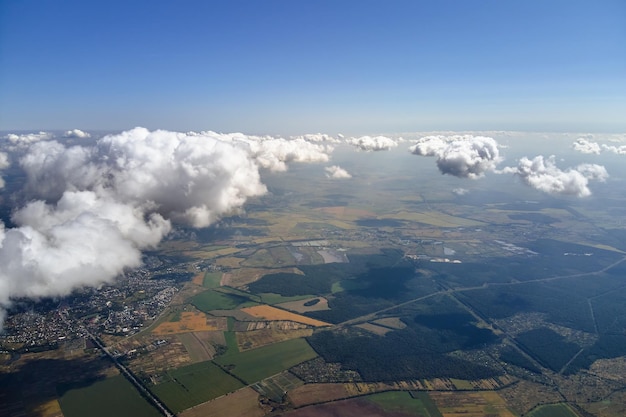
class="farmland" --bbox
[59,375,161,417]
[150,361,244,413]
[214,338,318,384]
[240,305,331,327]
[152,312,226,335]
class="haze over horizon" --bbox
[1,0,625,135]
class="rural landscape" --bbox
[2,136,626,417]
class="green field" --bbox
[258,292,313,304]
[59,375,161,417]
[202,271,223,288]
[191,289,255,312]
[367,391,443,417]
[150,361,244,413]
[527,403,579,417]
[214,337,318,383]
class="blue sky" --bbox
[1,0,624,135]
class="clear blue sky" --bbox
[1,0,624,134]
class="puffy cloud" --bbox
[501,155,608,197]
[452,188,469,196]
[572,138,626,155]
[325,165,352,179]
[243,137,332,172]
[63,129,91,138]
[192,131,333,172]
[602,144,626,155]
[410,135,502,179]
[292,133,341,143]
[573,138,601,154]
[5,131,53,144]
[347,135,398,151]
[0,127,289,328]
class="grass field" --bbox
[59,375,161,417]
[527,403,579,417]
[214,337,318,384]
[241,305,331,327]
[367,391,443,417]
[202,272,223,288]
[150,361,244,413]
[258,292,314,305]
[191,289,256,312]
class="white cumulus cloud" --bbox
[0,127,295,328]
[409,135,502,179]
[601,144,626,155]
[347,135,398,151]
[63,129,91,138]
[325,165,352,179]
[501,155,608,197]
[5,131,53,144]
[573,138,601,154]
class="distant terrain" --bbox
[2,147,626,417]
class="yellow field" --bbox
[240,305,331,327]
[429,391,516,417]
[152,312,227,335]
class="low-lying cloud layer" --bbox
[0,127,334,329]
[501,155,608,197]
[409,135,502,179]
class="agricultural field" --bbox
[59,375,161,417]
[214,337,318,384]
[150,361,244,413]
[241,305,331,327]
[221,267,304,288]
[428,391,516,417]
[280,396,427,417]
[191,289,257,312]
[152,312,227,335]
[367,391,443,417]
[236,325,313,351]
[251,371,304,402]
[527,403,579,417]
[177,331,223,362]
[287,383,352,408]
[179,387,265,417]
